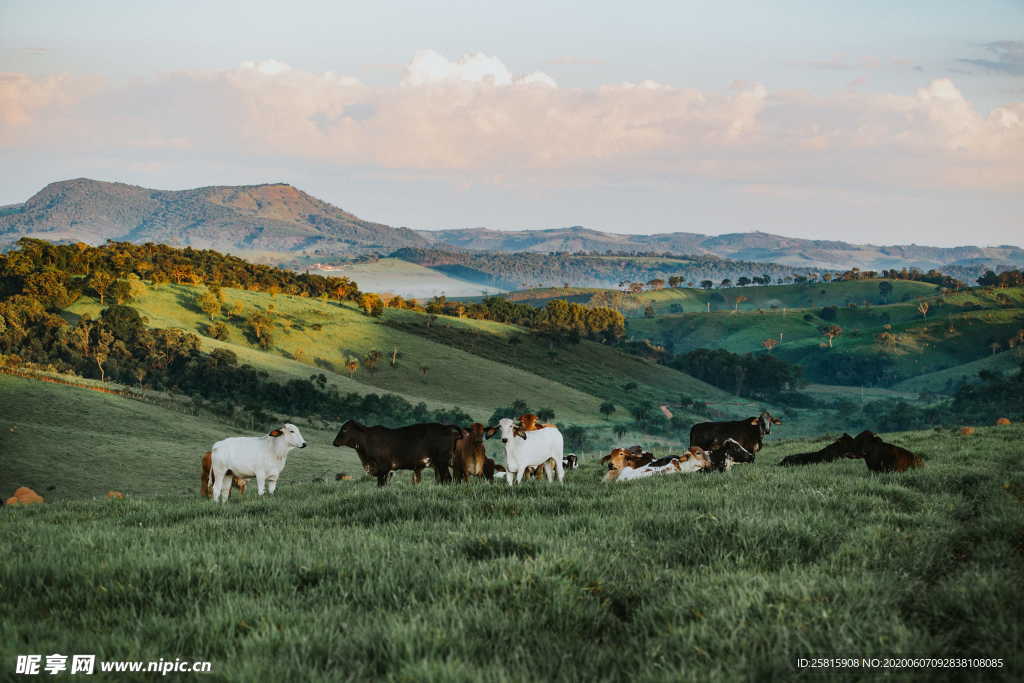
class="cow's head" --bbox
[718,438,755,463]
[518,413,539,431]
[467,423,485,444]
[758,411,780,435]
[272,423,306,449]
[332,419,363,448]
[497,417,527,444]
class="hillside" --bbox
[0,178,427,255]
[422,226,1024,273]
[628,281,1024,389]
[64,282,735,426]
[0,373,363,500]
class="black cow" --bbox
[689,411,780,455]
[778,433,857,466]
[332,420,462,486]
[703,438,757,472]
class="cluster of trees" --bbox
[666,348,803,399]
[392,248,810,290]
[420,296,626,343]
[977,270,1024,288]
[2,238,362,302]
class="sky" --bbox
[1,0,1023,246]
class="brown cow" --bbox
[200,451,247,498]
[452,423,492,482]
[778,434,858,466]
[846,431,924,473]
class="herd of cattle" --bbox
[200,410,924,502]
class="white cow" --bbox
[209,424,306,503]
[495,417,564,485]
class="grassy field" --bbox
[4,387,1022,681]
[0,375,364,501]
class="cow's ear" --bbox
[269,429,283,437]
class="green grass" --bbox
[0,375,363,501]
[3,386,1022,681]
[892,349,1024,394]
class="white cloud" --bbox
[0,52,1021,195]
[401,49,556,88]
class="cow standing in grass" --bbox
[689,411,780,455]
[492,417,564,485]
[332,420,461,486]
[209,424,307,503]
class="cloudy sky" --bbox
[2,0,1022,246]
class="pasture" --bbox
[3,389,1022,680]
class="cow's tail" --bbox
[207,450,216,494]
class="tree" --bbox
[198,289,222,319]
[668,276,684,289]
[599,401,616,419]
[822,325,842,348]
[88,271,115,304]
[734,295,749,311]
[878,280,893,303]
[700,280,714,290]
[365,350,382,374]
[345,358,359,378]
[737,277,751,287]
[761,338,779,351]
[918,301,930,320]
[720,279,733,288]
[537,408,556,422]
[647,279,665,290]
[247,310,274,349]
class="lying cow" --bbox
[200,450,247,498]
[332,420,461,486]
[490,417,564,484]
[690,411,780,455]
[847,431,924,473]
[603,439,754,482]
[778,434,858,466]
[208,424,306,503]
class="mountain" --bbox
[419,226,1024,273]
[0,178,428,255]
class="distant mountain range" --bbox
[2,179,1021,275]
[0,178,427,255]
[420,226,1024,273]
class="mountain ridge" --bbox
[0,178,428,255]
[2,179,1022,274]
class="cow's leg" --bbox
[514,467,525,485]
[411,467,423,485]
[554,456,565,483]
[255,471,267,496]
[211,466,228,503]
[543,461,554,481]
[266,474,278,495]
[377,471,390,487]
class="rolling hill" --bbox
[0,178,427,255]
[421,226,1024,273]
